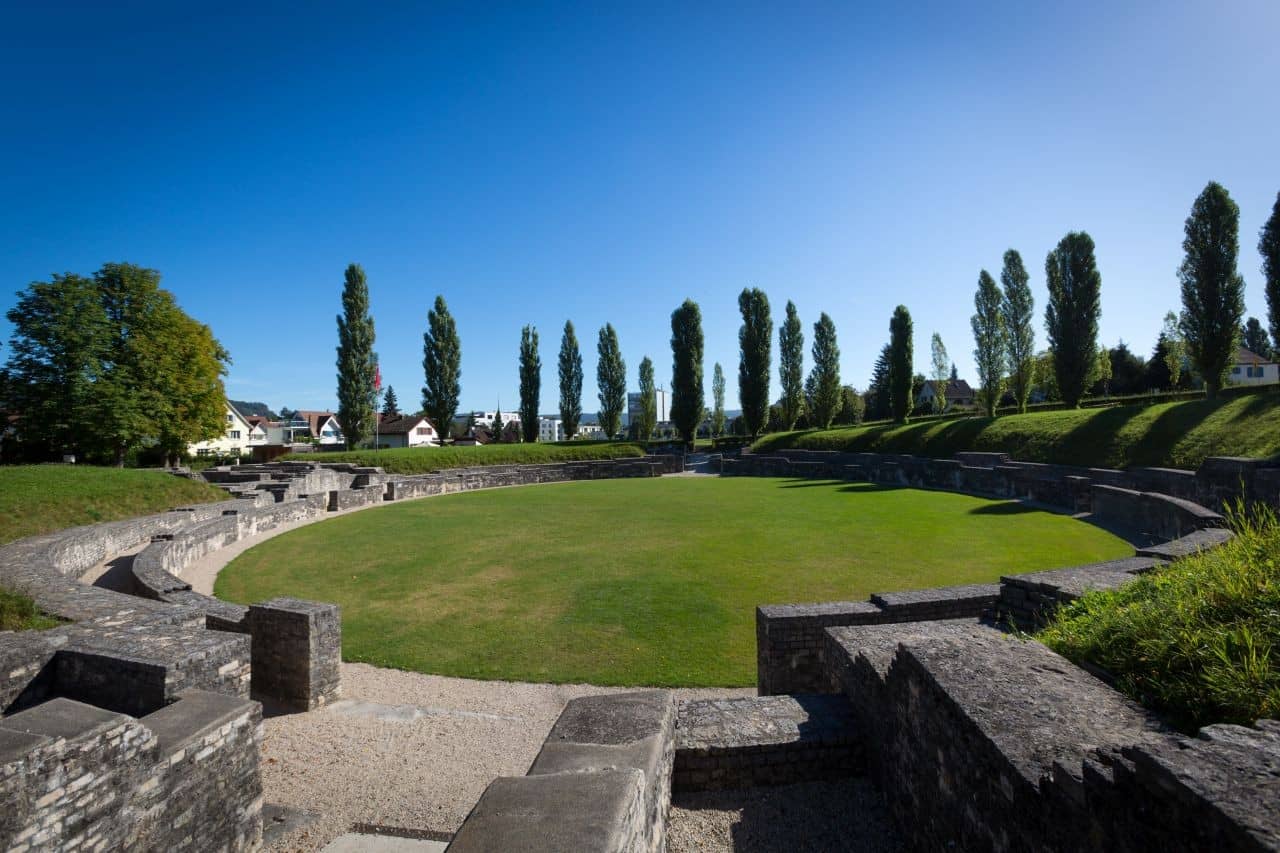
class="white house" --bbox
[188,403,263,458]
[1228,347,1279,386]
[539,417,563,443]
[295,411,345,446]
[917,378,977,411]
[376,415,440,448]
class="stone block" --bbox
[247,597,341,711]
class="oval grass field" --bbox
[215,477,1131,686]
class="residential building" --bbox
[188,403,264,458]
[376,415,440,448]
[1228,347,1279,386]
[293,411,345,446]
[917,378,976,411]
[625,387,671,426]
[539,417,563,443]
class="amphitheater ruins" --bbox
[2,449,1277,851]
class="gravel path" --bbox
[263,662,753,851]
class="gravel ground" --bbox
[669,778,902,852]
[263,662,753,851]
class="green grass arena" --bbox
[215,477,1131,686]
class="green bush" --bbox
[1040,505,1280,730]
[0,587,61,631]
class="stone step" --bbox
[673,694,862,791]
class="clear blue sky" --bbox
[3,1,1278,415]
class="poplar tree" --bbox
[1179,182,1245,398]
[807,313,841,429]
[670,300,705,445]
[1261,192,1280,356]
[636,356,657,441]
[519,325,541,442]
[737,288,772,436]
[929,333,949,413]
[1243,318,1270,356]
[712,362,726,437]
[381,386,400,418]
[335,263,377,449]
[1161,311,1187,388]
[778,301,804,430]
[558,320,583,439]
[972,270,1007,417]
[1001,249,1036,413]
[888,306,913,423]
[596,323,626,439]
[1045,232,1102,408]
[422,295,461,440]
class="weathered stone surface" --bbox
[1138,526,1235,560]
[999,557,1162,629]
[247,597,342,711]
[674,694,862,791]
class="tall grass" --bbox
[1041,503,1280,730]
[0,587,61,631]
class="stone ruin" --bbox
[1,450,1277,851]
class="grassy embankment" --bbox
[284,440,646,475]
[217,477,1129,686]
[0,465,226,629]
[1041,504,1280,730]
[753,393,1280,470]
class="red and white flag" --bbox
[374,363,382,391]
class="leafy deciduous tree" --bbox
[972,270,1006,417]
[422,295,462,441]
[808,313,842,429]
[888,306,913,423]
[1045,232,1102,408]
[596,323,626,439]
[929,333,949,413]
[336,263,377,449]
[519,325,541,443]
[779,300,804,430]
[736,288,772,435]
[635,356,657,441]
[1242,317,1270,357]
[1260,191,1280,357]
[558,320,583,439]
[1179,182,1245,399]
[1001,249,1036,413]
[711,362,726,437]
[670,300,705,445]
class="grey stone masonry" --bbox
[247,597,342,711]
[998,556,1162,629]
[756,582,999,695]
[449,690,675,853]
[0,691,262,852]
[821,618,1280,852]
[674,694,862,791]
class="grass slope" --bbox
[284,441,646,475]
[0,465,227,546]
[217,477,1129,686]
[754,393,1280,470]
[1041,506,1280,730]
[0,587,62,631]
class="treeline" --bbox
[2,263,229,466]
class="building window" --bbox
[229,430,241,439]
[1232,366,1242,375]
[416,427,431,435]
[226,413,234,422]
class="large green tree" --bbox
[929,333,949,413]
[778,301,804,430]
[972,270,1007,417]
[669,300,705,445]
[711,362,726,437]
[336,263,377,449]
[635,356,657,441]
[1179,182,1245,398]
[807,313,842,429]
[422,295,461,440]
[558,320,583,439]
[595,323,626,439]
[888,306,913,423]
[382,385,400,418]
[1001,249,1036,413]
[150,309,231,466]
[1261,192,1280,356]
[1044,232,1102,408]
[519,325,541,442]
[865,344,891,421]
[737,288,772,436]
[1242,317,1270,357]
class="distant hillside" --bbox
[229,400,278,419]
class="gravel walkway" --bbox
[264,662,753,851]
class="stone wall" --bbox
[822,619,1280,853]
[448,691,676,853]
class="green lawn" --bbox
[0,465,227,546]
[216,477,1130,686]
[753,392,1280,470]
[284,441,646,475]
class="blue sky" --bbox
[3,1,1278,415]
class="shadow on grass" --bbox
[967,501,1039,516]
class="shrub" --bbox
[1041,504,1280,730]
